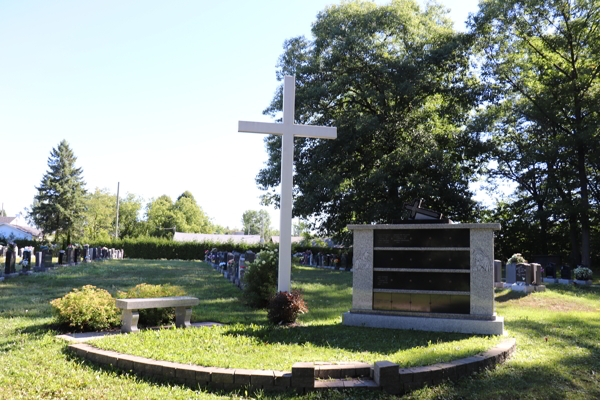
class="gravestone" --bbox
[559,265,573,283]
[22,250,32,272]
[67,249,74,265]
[35,251,43,268]
[506,263,517,284]
[58,250,66,265]
[43,249,53,268]
[245,251,256,264]
[74,248,80,264]
[341,253,348,269]
[343,219,504,335]
[5,250,16,274]
[493,260,503,288]
[515,263,527,282]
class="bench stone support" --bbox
[175,307,193,328]
[121,310,140,333]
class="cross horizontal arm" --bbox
[238,121,337,140]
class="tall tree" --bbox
[257,0,486,241]
[146,192,213,237]
[118,193,147,238]
[470,0,600,267]
[173,191,213,233]
[83,188,115,241]
[241,210,272,239]
[29,140,87,244]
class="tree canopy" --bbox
[241,210,273,240]
[29,140,87,244]
[470,0,600,266]
[257,0,487,241]
[146,192,213,237]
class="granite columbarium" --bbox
[343,200,504,335]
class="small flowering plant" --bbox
[507,253,527,264]
[573,266,593,281]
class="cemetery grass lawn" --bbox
[0,261,597,399]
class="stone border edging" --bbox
[67,338,516,394]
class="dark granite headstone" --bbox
[5,250,16,274]
[515,263,527,282]
[74,248,80,264]
[43,250,53,268]
[545,263,556,278]
[22,250,32,271]
[67,249,74,264]
[560,265,572,280]
[58,251,66,265]
[245,251,256,263]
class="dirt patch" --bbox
[509,295,596,312]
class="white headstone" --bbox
[238,75,337,292]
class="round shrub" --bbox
[267,291,308,324]
[573,266,593,281]
[117,283,186,327]
[242,250,278,308]
[51,285,120,332]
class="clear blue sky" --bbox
[0,0,483,231]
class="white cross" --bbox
[238,75,337,292]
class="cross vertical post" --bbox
[238,76,337,293]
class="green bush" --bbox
[50,285,120,332]
[242,250,278,308]
[117,283,186,327]
[574,266,593,280]
[267,291,308,324]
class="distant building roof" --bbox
[0,216,16,224]
[13,225,42,237]
[173,232,263,244]
[270,236,304,244]
[0,223,42,239]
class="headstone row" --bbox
[205,249,256,289]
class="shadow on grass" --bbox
[221,323,477,356]
[494,290,528,303]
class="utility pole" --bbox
[115,182,120,239]
[260,212,265,244]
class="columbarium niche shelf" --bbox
[343,223,504,335]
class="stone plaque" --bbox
[373,271,470,291]
[373,293,470,314]
[374,250,470,269]
[374,229,470,248]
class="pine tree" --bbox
[29,140,86,244]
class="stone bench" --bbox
[116,296,200,333]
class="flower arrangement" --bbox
[507,253,527,264]
[573,266,593,281]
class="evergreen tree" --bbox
[29,140,87,244]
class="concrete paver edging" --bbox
[67,337,516,394]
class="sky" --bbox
[0,0,484,232]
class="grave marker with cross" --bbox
[404,199,444,220]
[238,75,337,292]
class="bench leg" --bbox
[175,307,192,328]
[121,310,139,333]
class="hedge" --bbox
[3,236,351,262]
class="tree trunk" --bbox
[577,146,591,267]
[568,213,581,267]
[536,201,549,255]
